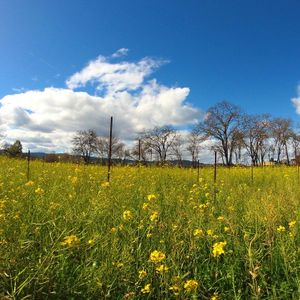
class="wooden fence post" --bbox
[107,116,113,182]
[27,150,31,181]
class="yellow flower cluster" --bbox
[138,270,147,279]
[193,228,204,237]
[155,264,169,274]
[141,283,151,294]
[123,210,133,221]
[147,194,157,201]
[35,187,44,195]
[150,211,159,222]
[101,181,110,188]
[289,220,296,228]
[25,181,34,187]
[277,225,286,232]
[61,234,80,247]
[212,241,227,257]
[149,250,166,263]
[184,279,199,292]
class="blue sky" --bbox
[1,0,300,152]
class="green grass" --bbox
[1,157,300,299]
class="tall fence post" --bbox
[107,116,113,182]
[213,151,217,201]
[138,139,141,164]
[214,151,217,184]
[197,159,200,182]
[27,150,31,181]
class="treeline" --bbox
[72,101,300,166]
[1,101,300,166]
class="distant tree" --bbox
[96,136,125,161]
[291,130,300,162]
[271,118,293,165]
[241,114,270,166]
[131,138,152,163]
[186,128,206,167]
[141,126,177,164]
[196,101,242,166]
[170,134,185,166]
[72,129,97,163]
[4,140,23,157]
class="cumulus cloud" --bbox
[66,53,165,92]
[0,50,202,152]
[292,85,300,115]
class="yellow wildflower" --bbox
[155,264,169,274]
[101,181,110,188]
[113,262,124,268]
[123,210,133,221]
[193,228,204,237]
[289,220,296,228]
[25,181,34,187]
[142,202,149,210]
[150,211,159,222]
[35,187,44,195]
[111,227,117,233]
[277,225,286,232]
[199,203,208,209]
[217,216,225,221]
[184,279,199,292]
[141,283,151,294]
[61,234,80,247]
[149,250,166,263]
[224,226,230,233]
[207,229,214,236]
[169,284,181,295]
[138,270,147,279]
[87,239,95,245]
[70,176,78,185]
[211,292,220,300]
[147,194,157,201]
[212,241,227,257]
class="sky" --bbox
[1,0,300,154]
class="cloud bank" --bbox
[0,49,201,152]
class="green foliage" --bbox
[1,158,300,299]
[4,140,22,157]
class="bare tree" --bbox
[197,101,242,166]
[241,114,271,166]
[187,128,206,167]
[271,118,293,165]
[72,129,97,163]
[96,136,125,162]
[170,134,185,166]
[141,126,177,164]
[131,138,152,163]
[291,130,300,163]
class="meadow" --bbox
[1,157,300,299]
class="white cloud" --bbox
[292,85,300,115]
[111,48,129,58]
[0,51,202,152]
[66,54,165,92]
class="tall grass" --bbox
[1,157,300,299]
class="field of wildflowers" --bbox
[1,157,300,299]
